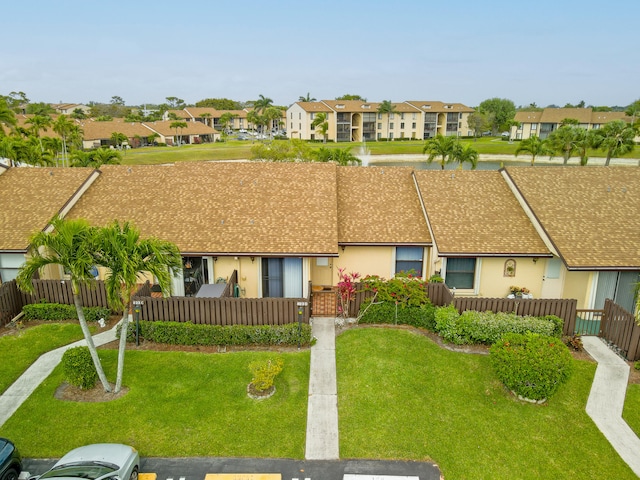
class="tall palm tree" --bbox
[423,135,457,169]
[377,100,398,141]
[593,120,636,166]
[298,93,316,102]
[25,114,52,152]
[16,217,112,392]
[53,115,75,167]
[253,94,273,114]
[547,126,579,165]
[311,112,329,143]
[93,221,181,393]
[514,135,551,166]
[451,142,479,169]
[169,121,188,146]
[70,148,121,168]
[246,110,262,134]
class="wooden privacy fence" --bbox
[130,295,310,326]
[601,299,640,361]
[0,279,110,327]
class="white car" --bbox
[31,444,139,480]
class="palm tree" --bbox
[593,120,636,166]
[110,132,128,150]
[169,121,188,146]
[514,135,551,166]
[263,107,283,138]
[93,221,181,393]
[451,142,479,169]
[0,101,17,135]
[25,114,52,152]
[70,148,122,168]
[53,115,75,167]
[298,93,316,102]
[423,135,456,169]
[573,129,597,166]
[377,100,397,141]
[331,147,362,166]
[246,110,262,134]
[16,217,112,392]
[547,126,579,165]
[311,112,329,143]
[253,94,273,115]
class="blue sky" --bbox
[2,0,638,108]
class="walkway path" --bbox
[304,317,339,460]
[582,336,640,477]
[0,328,116,428]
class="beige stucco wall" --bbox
[213,256,260,298]
[476,257,546,298]
[563,270,593,310]
[310,257,334,287]
[334,246,396,283]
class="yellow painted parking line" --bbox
[204,475,281,480]
[139,474,157,480]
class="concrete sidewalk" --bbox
[582,336,640,477]
[0,327,117,428]
[304,317,339,460]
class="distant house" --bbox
[51,103,90,116]
[0,162,637,312]
[287,100,474,142]
[511,108,633,140]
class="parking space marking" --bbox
[343,476,419,480]
[204,475,281,480]
[139,474,157,480]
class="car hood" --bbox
[54,444,135,469]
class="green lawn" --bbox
[0,349,310,459]
[120,137,640,166]
[2,324,638,479]
[0,323,88,394]
[336,328,637,479]
[623,383,640,437]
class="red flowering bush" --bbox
[336,268,361,318]
[361,272,429,307]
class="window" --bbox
[262,258,302,298]
[412,113,416,120]
[531,123,537,130]
[310,113,315,120]
[395,247,423,276]
[299,113,301,119]
[378,123,382,129]
[445,258,476,289]
[0,253,24,282]
[390,113,395,119]
[378,113,382,119]
[390,122,394,129]
[400,113,404,120]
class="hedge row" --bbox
[434,305,563,345]
[22,303,111,323]
[120,320,313,347]
[359,300,436,329]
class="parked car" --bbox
[29,444,139,480]
[0,438,21,480]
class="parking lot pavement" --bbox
[24,457,441,480]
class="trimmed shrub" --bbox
[61,346,98,390]
[434,307,562,345]
[359,300,436,330]
[22,303,110,323]
[249,358,284,392]
[120,320,312,347]
[490,332,573,401]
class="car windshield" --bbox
[40,462,119,480]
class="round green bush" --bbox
[490,332,573,401]
[61,346,98,390]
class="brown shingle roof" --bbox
[405,101,474,113]
[79,119,157,140]
[0,167,95,251]
[296,102,333,113]
[142,120,217,137]
[183,107,249,118]
[504,167,640,269]
[414,170,549,256]
[337,166,431,244]
[66,162,339,255]
[539,108,593,124]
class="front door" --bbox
[541,257,563,298]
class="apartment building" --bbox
[287,100,474,142]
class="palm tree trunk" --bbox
[114,308,130,393]
[73,293,112,392]
[605,151,612,166]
